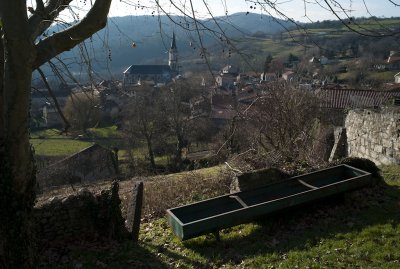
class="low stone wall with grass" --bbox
[345,108,400,165]
[37,144,118,190]
[34,181,127,247]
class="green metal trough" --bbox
[166,165,374,240]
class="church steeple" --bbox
[169,32,178,73]
[171,32,177,50]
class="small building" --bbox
[384,51,400,70]
[215,65,238,88]
[394,72,400,84]
[282,71,296,82]
[309,56,320,64]
[210,94,236,125]
[320,56,329,65]
[260,72,277,82]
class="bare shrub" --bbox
[63,91,101,132]
[241,83,323,164]
[141,169,231,220]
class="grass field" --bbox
[31,128,94,156]
[31,138,94,157]
[37,165,400,268]
[31,127,128,159]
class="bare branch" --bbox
[388,0,400,7]
[33,0,112,69]
[36,67,71,133]
[323,0,397,37]
[28,0,74,40]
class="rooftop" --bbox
[123,65,172,75]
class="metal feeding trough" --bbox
[166,165,374,240]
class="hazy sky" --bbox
[101,0,400,22]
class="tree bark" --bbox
[0,2,37,267]
[0,0,112,267]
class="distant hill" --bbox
[46,12,293,78]
[211,12,292,34]
[38,15,400,83]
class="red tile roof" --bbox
[318,89,400,109]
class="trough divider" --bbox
[297,179,318,190]
[229,195,248,208]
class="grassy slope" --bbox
[248,18,400,84]
[31,128,94,156]
[31,126,128,160]
[40,165,400,269]
[31,126,180,165]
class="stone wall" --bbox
[37,144,118,190]
[345,108,400,165]
[34,181,127,248]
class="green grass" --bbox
[31,126,125,157]
[87,125,121,138]
[39,165,400,268]
[31,138,94,157]
[368,71,397,82]
[30,128,64,139]
[31,127,208,170]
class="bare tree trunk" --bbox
[145,134,157,171]
[0,0,111,267]
[0,2,37,268]
[174,132,185,170]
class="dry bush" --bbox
[141,170,231,220]
[242,83,322,163]
[63,91,101,132]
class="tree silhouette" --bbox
[0,1,111,267]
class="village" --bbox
[3,2,400,267]
[28,29,400,193]
[31,33,400,132]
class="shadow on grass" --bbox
[37,240,169,269]
[180,180,400,266]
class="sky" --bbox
[100,0,400,22]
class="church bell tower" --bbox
[168,32,178,74]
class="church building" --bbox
[123,33,179,88]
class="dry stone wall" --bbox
[34,181,128,248]
[345,108,400,165]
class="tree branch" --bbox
[36,67,71,133]
[28,0,73,40]
[36,0,45,12]
[33,0,112,69]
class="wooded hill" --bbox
[42,14,400,79]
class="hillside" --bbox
[36,165,400,268]
[42,15,400,82]
[45,12,292,78]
